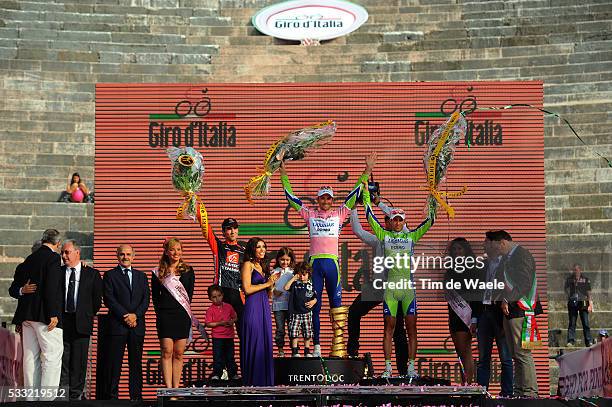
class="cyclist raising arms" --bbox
[279,152,376,357]
[362,153,435,378]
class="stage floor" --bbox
[157,384,489,406]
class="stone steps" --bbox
[0,239,93,259]
[545,135,612,150]
[0,297,17,320]
[0,213,91,232]
[0,189,72,202]
[548,329,611,347]
[546,205,612,222]
[462,2,612,19]
[545,192,612,209]
[544,157,612,171]
[549,311,612,329]
[546,181,612,196]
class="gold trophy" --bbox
[329,306,349,357]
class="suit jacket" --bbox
[500,245,543,319]
[61,264,103,336]
[9,245,64,327]
[103,266,150,336]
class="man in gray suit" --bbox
[489,230,543,398]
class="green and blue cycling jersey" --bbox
[362,185,434,317]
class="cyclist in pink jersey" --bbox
[279,153,376,356]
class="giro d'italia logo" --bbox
[148,89,238,149]
[415,90,504,146]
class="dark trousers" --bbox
[347,294,408,376]
[222,287,243,340]
[107,332,144,400]
[567,302,593,345]
[212,337,238,377]
[60,313,90,400]
[274,310,290,350]
[476,305,513,397]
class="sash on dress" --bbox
[446,289,472,328]
[153,268,208,343]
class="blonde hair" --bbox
[157,237,190,280]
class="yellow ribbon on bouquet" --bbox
[177,191,209,238]
[425,111,467,219]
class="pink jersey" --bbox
[281,173,367,259]
[299,206,351,258]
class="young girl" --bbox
[271,247,296,357]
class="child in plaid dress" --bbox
[284,262,317,357]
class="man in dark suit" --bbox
[490,230,543,398]
[8,229,64,400]
[472,233,513,397]
[59,239,103,400]
[103,244,150,400]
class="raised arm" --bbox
[279,161,308,214]
[362,174,386,240]
[343,152,377,210]
[196,206,219,255]
[350,209,379,248]
[408,216,434,243]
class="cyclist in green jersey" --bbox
[361,160,435,378]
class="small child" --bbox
[284,262,317,357]
[205,284,238,380]
[271,247,297,357]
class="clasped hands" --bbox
[123,313,137,328]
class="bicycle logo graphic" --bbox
[174,88,212,117]
[439,95,477,116]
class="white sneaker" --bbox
[210,375,220,380]
[407,367,419,379]
[313,344,321,357]
[381,367,392,379]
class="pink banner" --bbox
[557,341,603,398]
[0,327,23,387]
[602,337,612,397]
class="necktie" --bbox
[123,268,131,291]
[66,267,76,313]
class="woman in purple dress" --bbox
[240,237,278,386]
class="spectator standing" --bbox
[564,263,594,347]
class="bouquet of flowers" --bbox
[423,112,467,219]
[167,147,205,220]
[244,120,337,204]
